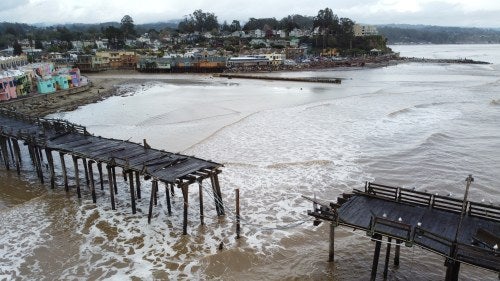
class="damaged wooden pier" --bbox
[219,73,342,84]
[0,109,225,234]
[306,175,500,280]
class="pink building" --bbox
[0,75,17,101]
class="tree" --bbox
[13,40,22,55]
[103,26,124,49]
[229,20,241,32]
[35,39,43,50]
[121,15,136,39]
[279,16,299,35]
[339,18,354,49]
[313,8,340,48]
[178,10,219,33]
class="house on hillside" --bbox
[353,24,378,36]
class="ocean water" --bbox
[1,44,500,280]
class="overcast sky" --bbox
[2,0,499,28]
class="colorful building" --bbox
[0,74,17,101]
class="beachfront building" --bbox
[76,55,109,72]
[227,55,270,67]
[353,24,378,37]
[0,74,17,101]
[1,56,28,70]
[263,53,285,65]
[95,51,138,70]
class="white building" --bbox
[353,24,378,37]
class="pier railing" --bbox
[363,182,500,221]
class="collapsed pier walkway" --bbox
[306,176,500,280]
[0,109,225,234]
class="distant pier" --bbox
[218,73,342,84]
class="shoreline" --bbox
[0,55,490,118]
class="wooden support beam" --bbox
[45,148,56,189]
[394,239,401,266]
[11,139,21,175]
[383,237,392,278]
[329,223,335,262]
[135,171,141,199]
[210,174,221,216]
[165,183,172,215]
[12,139,22,166]
[181,183,189,235]
[128,170,136,214]
[198,180,204,225]
[153,180,158,206]
[445,255,461,281]
[214,172,225,216]
[148,180,157,224]
[88,160,97,203]
[72,155,81,198]
[123,168,127,182]
[33,146,43,183]
[0,137,10,170]
[236,188,240,239]
[370,234,383,281]
[112,166,117,194]
[170,183,175,198]
[106,165,115,210]
[7,138,15,164]
[97,162,104,190]
[59,152,69,191]
[82,158,89,188]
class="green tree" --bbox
[103,26,124,49]
[35,39,43,50]
[121,15,136,39]
[229,20,241,32]
[13,40,23,55]
[313,8,340,48]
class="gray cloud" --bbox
[2,0,29,11]
[0,0,498,28]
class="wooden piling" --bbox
[0,137,10,170]
[394,239,401,266]
[72,156,81,198]
[213,172,225,216]
[128,170,136,214]
[112,166,117,194]
[181,183,189,235]
[11,139,21,174]
[7,138,15,164]
[135,171,141,199]
[199,180,204,225]
[165,183,172,215]
[82,158,89,188]
[88,161,97,203]
[210,174,222,216]
[383,237,392,278]
[236,188,240,239]
[33,146,43,183]
[106,165,115,210]
[59,152,68,191]
[45,149,56,189]
[12,139,21,165]
[97,162,104,190]
[328,223,335,262]
[370,234,383,281]
[148,180,157,224]
[153,180,158,206]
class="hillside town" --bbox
[1,9,394,101]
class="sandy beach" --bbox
[0,72,139,117]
